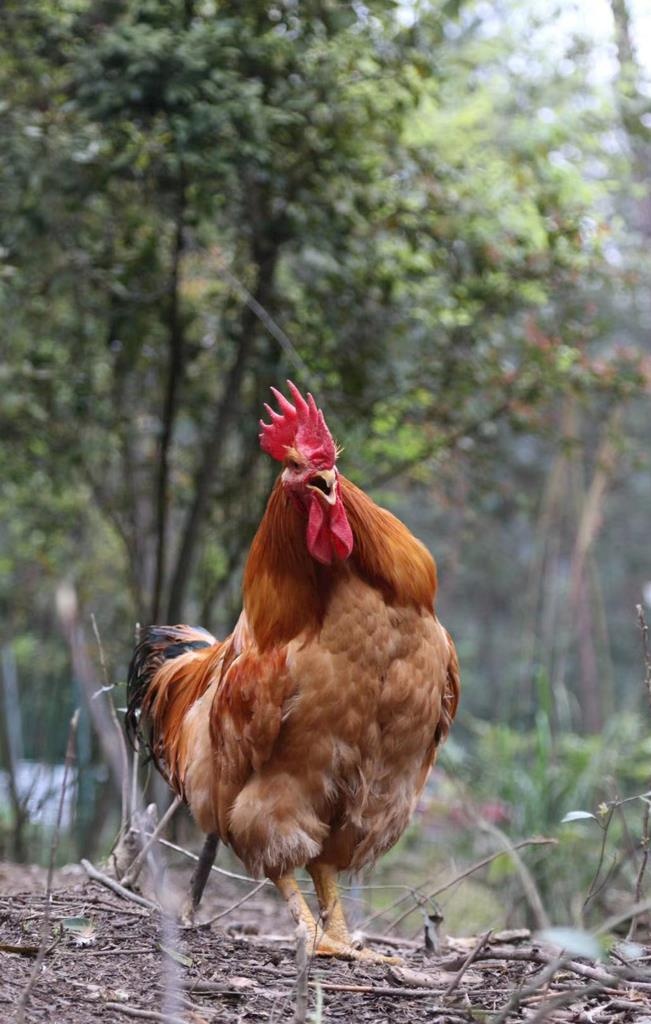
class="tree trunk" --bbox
[151,187,186,622]
[165,248,278,622]
[610,0,651,236]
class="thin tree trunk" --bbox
[0,647,28,862]
[576,574,602,733]
[151,188,186,622]
[610,0,651,236]
[564,407,620,731]
[165,249,278,622]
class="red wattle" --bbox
[306,493,353,564]
[329,496,354,560]
[306,494,332,564]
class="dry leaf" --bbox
[159,943,193,967]
[228,976,257,990]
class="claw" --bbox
[314,931,403,963]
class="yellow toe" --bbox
[315,932,403,964]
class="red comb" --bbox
[259,380,336,467]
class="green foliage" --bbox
[440,710,651,926]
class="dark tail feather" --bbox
[125,624,216,751]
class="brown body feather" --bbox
[128,473,459,879]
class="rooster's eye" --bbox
[288,459,300,471]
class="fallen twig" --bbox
[522,980,606,1024]
[443,929,492,996]
[491,953,570,1024]
[309,981,469,1006]
[132,829,315,898]
[0,943,40,957]
[183,878,268,928]
[133,830,266,884]
[81,858,158,910]
[442,947,624,986]
[102,1005,188,1024]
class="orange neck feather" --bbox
[243,474,437,651]
[341,475,437,610]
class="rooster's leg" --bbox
[275,874,319,944]
[276,873,401,962]
[307,863,352,945]
[306,865,402,964]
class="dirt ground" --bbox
[2,861,651,1023]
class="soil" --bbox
[2,861,651,1024]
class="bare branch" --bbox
[91,612,131,837]
[81,858,158,910]
[191,879,267,928]
[443,929,492,997]
[375,836,556,933]
[122,796,182,888]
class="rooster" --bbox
[127,382,459,961]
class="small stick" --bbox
[480,819,550,929]
[365,932,421,949]
[595,893,651,936]
[638,604,651,704]
[57,947,155,956]
[308,981,470,1006]
[131,734,140,823]
[441,947,620,984]
[184,878,267,927]
[443,929,492,996]
[293,921,309,1024]
[122,795,182,888]
[583,804,616,914]
[81,858,158,910]
[628,605,651,939]
[102,1005,188,1024]
[15,709,80,1024]
[91,612,131,835]
[133,830,310,892]
[628,798,651,940]
[491,954,569,1024]
[381,836,556,932]
[130,622,141,820]
[522,981,607,1024]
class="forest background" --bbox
[1,0,650,936]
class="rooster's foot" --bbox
[315,933,402,964]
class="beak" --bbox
[307,468,337,505]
